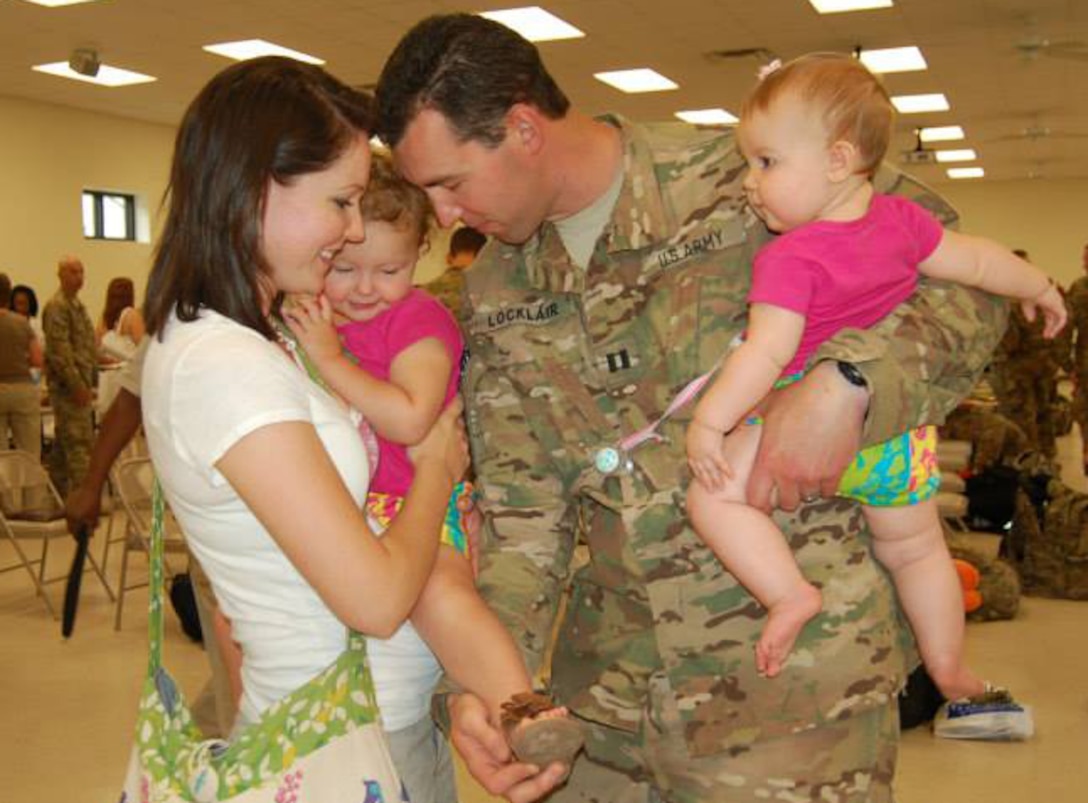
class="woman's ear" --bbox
[827,140,860,182]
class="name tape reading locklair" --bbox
[477,300,562,331]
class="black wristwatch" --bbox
[835,360,869,390]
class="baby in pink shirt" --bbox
[685,53,1066,702]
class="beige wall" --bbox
[936,178,1088,288]
[0,94,174,323]
[2,92,1084,314]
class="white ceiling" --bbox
[1,0,1086,183]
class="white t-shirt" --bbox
[142,310,438,730]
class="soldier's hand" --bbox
[449,693,568,803]
[749,361,868,511]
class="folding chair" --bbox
[98,431,149,584]
[112,456,188,630]
[0,449,113,618]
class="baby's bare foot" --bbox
[755,584,822,678]
[501,692,585,770]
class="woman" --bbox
[0,273,43,458]
[10,284,43,345]
[140,54,467,764]
[97,276,145,362]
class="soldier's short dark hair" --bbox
[144,56,373,340]
[448,226,487,258]
[0,273,12,306]
[376,13,570,149]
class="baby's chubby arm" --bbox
[284,294,454,445]
[687,303,805,491]
[921,232,1067,338]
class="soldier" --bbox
[424,225,487,323]
[42,255,97,495]
[987,249,1065,456]
[376,15,1007,803]
[1066,242,1088,470]
[939,404,1030,473]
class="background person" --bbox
[96,276,145,363]
[42,255,96,496]
[425,225,486,321]
[1065,242,1088,471]
[988,249,1066,458]
[376,14,1008,802]
[10,283,43,345]
[0,272,43,457]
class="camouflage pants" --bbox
[552,673,898,803]
[992,367,1057,456]
[46,391,93,497]
[1072,372,1088,448]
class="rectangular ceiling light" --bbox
[947,167,984,179]
[891,93,950,113]
[479,6,585,42]
[809,0,893,12]
[919,125,965,142]
[203,39,325,65]
[594,68,678,93]
[22,0,101,6]
[935,148,977,162]
[32,61,156,87]
[675,108,739,125]
[858,46,926,73]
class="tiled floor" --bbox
[2,435,1086,803]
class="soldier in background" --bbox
[41,255,96,495]
[424,225,486,322]
[939,404,1030,473]
[1066,242,1088,471]
[377,14,1007,802]
[987,249,1065,458]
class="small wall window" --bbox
[82,189,136,241]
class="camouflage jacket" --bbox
[462,116,1007,757]
[42,290,96,395]
[423,268,468,325]
[1066,275,1088,374]
[993,305,1068,376]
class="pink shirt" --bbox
[748,193,945,375]
[338,288,464,497]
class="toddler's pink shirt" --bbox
[338,288,464,496]
[748,193,944,375]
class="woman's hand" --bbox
[408,397,470,485]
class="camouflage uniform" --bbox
[42,289,96,495]
[463,117,1006,801]
[424,269,468,325]
[1066,275,1088,443]
[938,406,1029,472]
[988,305,1064,456]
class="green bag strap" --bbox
[148,480,167,675]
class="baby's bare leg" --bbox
[687,424,821,678]
[864,500,984,700]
